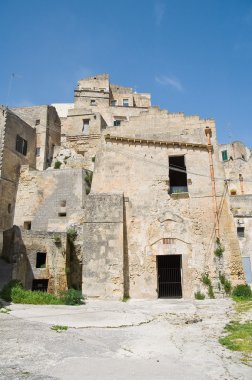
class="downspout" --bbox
[205,127,219,239]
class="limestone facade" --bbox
[0,74,250,298]
[219,142,252,285]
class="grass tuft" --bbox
[219,321,252,352]
[51,325,68,333]
[194,291,205,300]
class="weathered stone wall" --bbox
[90,109,244,298]
[82,193,124,299]
[14,166,86,232]
[229,194,252,284]
[12,105,61,170]
[0,107,36,232]
[219,141,252,198]
[9,228,69,293]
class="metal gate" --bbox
[157,255,182,298]
[32,279,48,292]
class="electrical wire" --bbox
[105,144,252,183]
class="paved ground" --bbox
[0,299,251,380]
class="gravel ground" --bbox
[0,299,251,380]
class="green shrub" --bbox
[60,288,84,305]
[219,272,232,295]
[11,287,64,305]
[232,284,252,300]
[122,295,130,302]
[208,285,215,299]
[201,274,215,298]
[224,280,232,294]
[53,234,61,244]
[85,171,93,195]
[194,291,205,300]
[1,281,84,306]
[202,273,211,286]
[0,280,23,302]
[54,160,62,169]
[214,238,225,258]
[67,228,77,244]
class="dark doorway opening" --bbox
[157,255,182,298]
[32,279,48,292]
[169,156,188,194]
[36,252,46,268]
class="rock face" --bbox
[0,74,250,298]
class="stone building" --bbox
[219,141,252,286]
[0,106,36,233]
[0,74,250,299]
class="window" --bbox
[36,147,41,157]
[16,135,27,156]
[24,221,31,230]
[163,238,175,244]
[113,120,121,127]
[111,100,117,106]
[35,119,40,125]
[242,257,252,284]
[221,150,228,161]
[237,227,245,238]
[169,156,188,194]
[58,211,67,216]
[82,119,90,134]
[60,200,66,207]
[90,99,96,106]
[7,204,11,213]
[36,252,46,268]
[123,99,129,107]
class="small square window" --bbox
[58,212,67,217]
[24,221,31,230]
[111,100,117,106]
[113,120,121,127]
[90,99,96,106]
[123,99,129,107]
[35,119,40,125]
[221,150,228,161]
[237,227,245,238]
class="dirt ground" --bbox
[0,299,251,380]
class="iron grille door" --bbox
[157,255,182,298]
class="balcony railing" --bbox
[169,186,188,194]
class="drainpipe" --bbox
[239,174,244,195]
[205,127,219,239]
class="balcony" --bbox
[169,186,189,199]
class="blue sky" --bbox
[0,0,252,146]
